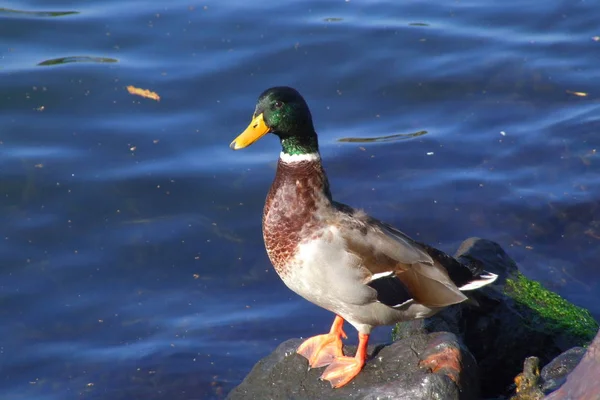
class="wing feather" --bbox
[334,202,468,308]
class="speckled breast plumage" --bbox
[262,158,331,278]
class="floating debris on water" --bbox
[127,85,160,101]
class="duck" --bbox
[229,86,497,388]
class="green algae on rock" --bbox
[505,272,598,342]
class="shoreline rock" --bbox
[411,238,598,398]
[227,331,479,400]
[227,238,599,400]
[544,329,600,399]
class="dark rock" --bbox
[407,237,598,398]
[227,329,479,400]
[544,329,600,400]
[455,237,519,282]
[539,347,585,394]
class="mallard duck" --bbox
[229,87,497,388]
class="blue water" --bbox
[1,1,599,399]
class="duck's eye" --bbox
[273,101,284,109]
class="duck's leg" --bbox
[297,315,347,368]
[320,332,369,388]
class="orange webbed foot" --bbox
[320,354,365,388]
[297,315,347,368]
[297,333,344,368]
[320,332,369,388]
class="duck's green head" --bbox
[230,87,318,156]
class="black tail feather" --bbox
[419,243,489,288]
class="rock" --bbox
[544,329,600,400]
[539,347,585,394]
[507,346,588,399]
[227,329,479,400]
[402,238,598,398]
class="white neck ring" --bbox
[279,152,321,163]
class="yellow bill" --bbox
[230,113,270,150]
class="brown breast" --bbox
[262,157,332,276]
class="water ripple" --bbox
[37,56,118,67]
[0,8,79,18]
